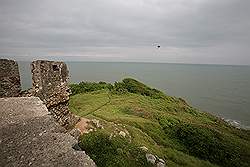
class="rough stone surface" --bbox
[91,119,101,128]
[0,59,21,97]
[156,162,165,167]
[0,97,96,167]
[140,146,148,152]
[146,153,156,164]
[31,60,78,129]
[69,128,82,140]
[158,158,165,164]
[119,131,126,138]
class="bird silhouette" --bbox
[153,43,161,49]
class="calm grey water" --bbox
[18,62,250,128]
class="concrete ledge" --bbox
[0,97,96,167]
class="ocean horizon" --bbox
[18,61,250,129]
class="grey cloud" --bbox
[0,0,250,64]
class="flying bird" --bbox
[152,43,161,49]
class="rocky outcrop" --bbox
[0,97,96,167]
[146,153,157,164]
[0,59,21,97]
[31,60,79,129]
[142,147,166,167]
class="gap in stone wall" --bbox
[17,61,32,90]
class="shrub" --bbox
[158,116,180,128]
[112,82,128,94]
[113,78,166,99]
[170,123,248,167]
[78,130,152,167]
[70,78,166,99]
[69,81,110,95]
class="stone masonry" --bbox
[0,97,96,167]
[0,59,21,97]
[31,60,79,129]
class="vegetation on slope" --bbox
[69,78,250,167]
[70,81,113,95]
[79,130,152,167]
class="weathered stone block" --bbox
[0,59,21,97]
[31,60,79,129]
[31,60,70,107]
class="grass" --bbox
[78,130,152,167]
[69,78,250,167]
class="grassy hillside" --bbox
[69,78,250,167]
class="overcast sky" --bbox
[0,0,250,65]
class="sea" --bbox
[18,61,250,129]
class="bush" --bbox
[78,130,152,167]
[112,82,128,94]
[170,123,248,167]
[69,81,111,95]
[70,78,166,99]
[158,116,180,128]
[113,78,166,99]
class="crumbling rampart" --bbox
[31,60,79,129]
[0,59,21,97]
[0,59,79,129]
[0,59,95,166]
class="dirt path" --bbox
[84,93,111,116]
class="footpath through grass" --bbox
[69,78,250,167]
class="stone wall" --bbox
[0,59,21,97]
[31,60,79,129]
[0,97,96,167]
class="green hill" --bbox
[69,78,250,167]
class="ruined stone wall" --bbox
[0,59,21,97]
[31,60,79,129]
